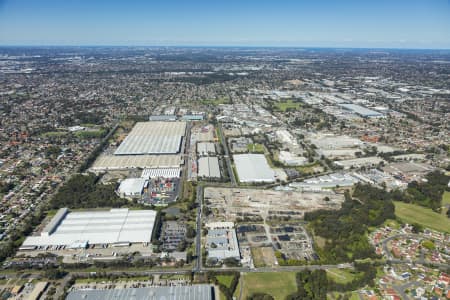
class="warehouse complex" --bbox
[197,142,216,156]
[141,167,181,178]
[91,154,182,171]
[198,156,221,178]
[117,178,148,198]
[114,121,186,155]
[338,103,384,118]
[22,208,156,248]
[233,154,275,183]
[67,285,214,300]
[206,222,240,261]
[91,121,187,171]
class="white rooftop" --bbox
[23,208,157,247]
[278,151,307,166]
[115,121,186,155]
[118,178,147,196]
[233,154,275,183]
[198,157,221,178]
[197,142,216,155]
[92,154,182,170]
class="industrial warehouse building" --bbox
[91,121,186,172]
[197,142,216,156]
[290,173,360,191]
[67,285,214,300]
[338,103,384,118]
[22,208,156,248]
[117,178,148,198]
[91,154,182,171]
[278,150,308,166]
[334,156,385,170]
[198,157,221,178]
[115,121,186,155]
[141,167,181,179]
[206,222,240,261]
[233,154,275,183]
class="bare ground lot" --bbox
[251,247,277,267]
[204,187,344,222]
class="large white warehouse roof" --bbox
[118,178,147,197]
[23,208,156,247]
[198,157,221,178]
[115,121,186,155]
[233,154,275,183]
[92,154,182,170]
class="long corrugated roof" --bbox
[23,208,156,246]
[66,285,213,300]
[198,157,221,178]
[233,154,275,183]
[115,121,186,155]
[92,154,182,170]
[339,103,383,117]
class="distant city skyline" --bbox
[0,0,449,49]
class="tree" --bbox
[44,268,67,280]
[186,225,196,238]
[50,173,127,209]
[247,293,274,300]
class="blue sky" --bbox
[0,0,449,48]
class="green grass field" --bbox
[327,292,360,300]
[442,191,450,206]
[239,272,297,300]
[326,268,361,284]
[216,275,234,289]
[295,161,321,175]
[74,129,106,139]
[247,143,265,153]
[394,201,450,233]
[274,99,302,112]
[442,191,450,216]
[250,247,267,267]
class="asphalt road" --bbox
[217,123,237,186]
[195,185,203,272]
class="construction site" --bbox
[203,187,344,222]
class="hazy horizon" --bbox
[1,0,449,49]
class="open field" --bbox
[442,191,450,216]
[216,275,234,289]
[247,143,265,153]
[326,268,361,284]
[394,201,450,233]
[240,272,297,300]
[74,129,107,139]
[328,291,360,300]
[251,247,267,267]
[251,247,276,267]
[295,162,323,175]
[442,191,450,206]
[274,99,302,112]
[204,187,344,222]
